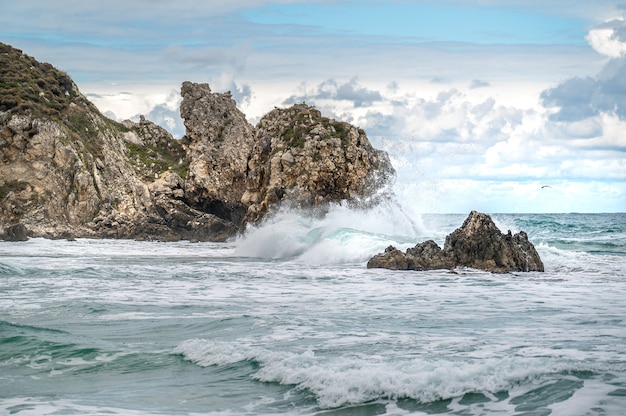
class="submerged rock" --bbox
[367,211,544,273]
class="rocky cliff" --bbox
[367,211,544,273]
[0,43,236,241]
[0,42,393,241]
[179,81,255,227]
[242,104,393,223]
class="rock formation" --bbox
[367,211,544,273]
[0,42,393,241]
[242,104,394,223]
[179,82,255,227]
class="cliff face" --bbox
[0,43,233,241]
[0,43,394,241]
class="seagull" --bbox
[541,185,552,189]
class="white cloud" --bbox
[586,18,626,57]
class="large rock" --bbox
[368,211,544,273]
[0,43,220,241]
[178,85,394,227]
[179,81,255,227]
[242,104,394,223]
[0,223,29,241]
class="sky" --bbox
[1,0,625,213]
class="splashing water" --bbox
[234,198,424,264]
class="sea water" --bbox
[1,207,625,415]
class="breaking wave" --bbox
[234,199,425,264]
[174,338,617,410]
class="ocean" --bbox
[1,206,625,415]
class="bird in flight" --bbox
[541,185,552,189]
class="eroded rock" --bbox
[242,104,395,223]
[180,81,254,227]
[0,223,29,241]
[367,211,544,273]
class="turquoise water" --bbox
[1,210,625,415]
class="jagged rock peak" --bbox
[179,81,255,226]
[444,210,544,272]
[367,211,544,273]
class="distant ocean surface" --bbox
[1,208,625,415]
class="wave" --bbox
[0,320,166,379]
[233,200,424,264]
[0,398,173,416]
[174,338,613,410]
[233,204,626,274]
[0,261,25,276]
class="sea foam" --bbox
[174,338,597,409]
[234,200,423,264]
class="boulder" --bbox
[0,223,29,241]
[367,246,411,270]
[367,211,544,273]
[444,210,544,272]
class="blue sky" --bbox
[241,2,588,45]
[1,0,625,213]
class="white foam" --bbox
[174,339,257,367]
[537,242,625,277]
[174,338,593,409]
[234,200,424,264]
[0,397,213,416]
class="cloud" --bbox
[360,89,525,146]
[430,77,450,85]
[541,57,626,121]
[586,18,626,57]
[137,104,186,139]
[228,82,253,107]
[164,45,251,74]
[283,78,383,108]
[470,79,491,89]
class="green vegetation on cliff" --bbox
[0,43,89,118]
[0,41,188,179]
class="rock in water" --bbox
[443,210,544,272]
[0,223,29,241]
[367,211,544,273]
[179,82,255,226]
